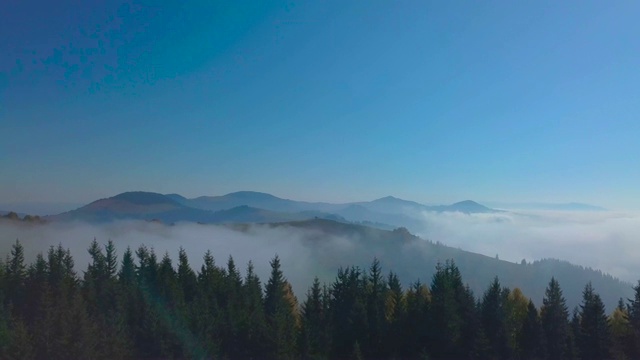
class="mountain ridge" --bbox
[15,191,631,311]
[227,217,631,311]
[44,190,506,231]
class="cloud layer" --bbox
[416,210,640,282]
[1,209,639,303]
[0,220,362,297]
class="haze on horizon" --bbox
[2,1,640,210]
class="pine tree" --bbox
[240,260,268,358]
[176,247,200,357]
[220,255,244,357]
[6,316,34,359]
[177,247,197,304]
[194,250,224,358]
[84,238,107,317]
[480,277,511,359]
[568,307,581,360]
[133,245,163,358]
[118,247,136,286]
[627,280,640,357]
[23,253,48,326]
[458,283,481,359]
[156,252,183,358]
[519,300,544,360]
[540,277,570,360]
[578,282,612,360]
[300,277,329,359]
[330,266,368,359]
[609,298,630,360]
[404,280,431,358]
[264,255,299,359]
[365,258,387,357]
[505,287,530,356]
[384,271,406,358]
[429,260,471,359]
[5,240,26,316]
[61,289,99,359]
[6,239,640,359]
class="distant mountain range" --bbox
[486,201,607,211]
[49,192,316,224]
[3,192,629,311]
[45,191,499,230]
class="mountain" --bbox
[162,191,499,231]
[49,191,218,223]
[48,191,344,225]
[430,200,498,214]
[167,191,499,214]
[249,218,631,311]
[357,195,431,214]
[335,204,423,231]
[27,191,633,310]
[46,191,501,232]
[170,191,341,213]
[164,193,189,204]
[486,202,607,211]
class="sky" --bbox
[1,0,639,209]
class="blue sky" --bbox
[1,1,639,209]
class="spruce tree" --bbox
[519,300,544,360]
[578,282,611,360]
[330,266,368,359]
[429,260,471,359]
[264,255,299,359]
[300,277,329,359]
[240,261,268,358]
[627,280,640,357]
[384,271,406,358]
[609,299,630,360]
[194,250,224,358]
[505,288,530,356]
[540,277,570,360]
[480,277,511,359]
[6,316,34,360]
[5,240,26,316]
[177,247,197,304]
[221,255,244,357]
[366,258,387,357]
[568,307,581,360]
[404,280,430,358]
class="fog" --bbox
[0,220,363,297]
[1,209,639,299]
[417,210,640,283]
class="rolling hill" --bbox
[22,191,633,311]
[159,191,500,232]
[46,191,506,235]
[48,191,343,225]
[243,218,632,312]
[165,191,499,214]
[49,192,217,223]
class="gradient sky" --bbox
[1,1,639,209]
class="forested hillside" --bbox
[1,239,639,359]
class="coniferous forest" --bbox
[1,239,639,359]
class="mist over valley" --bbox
[2,190,636,312]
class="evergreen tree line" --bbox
[1,239,640,359]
